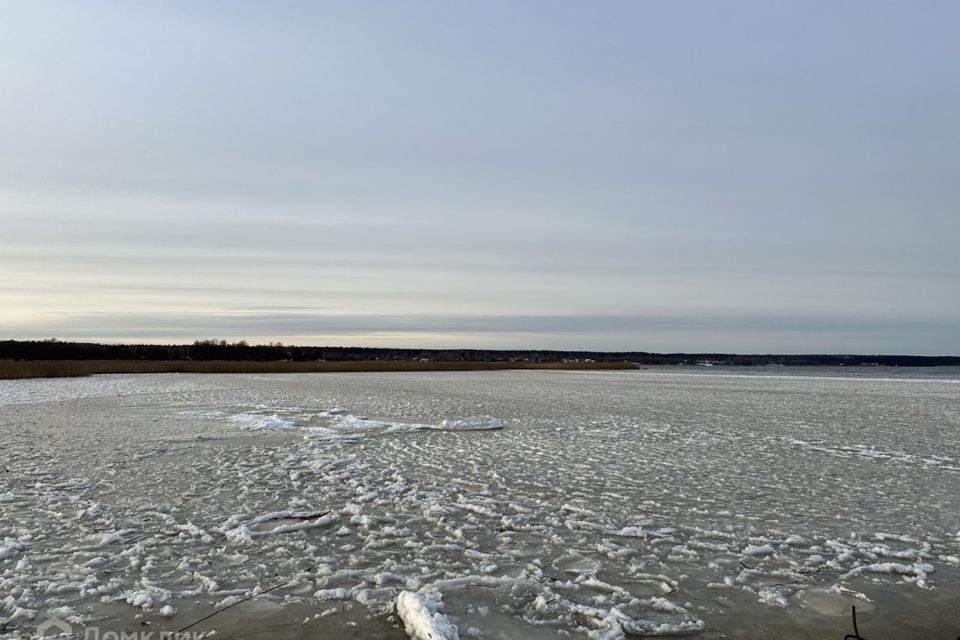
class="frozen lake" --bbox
[1,368,959,639]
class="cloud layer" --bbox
[1,2,958,353]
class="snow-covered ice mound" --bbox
[396,591,460,640]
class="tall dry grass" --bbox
[0,359,634,380]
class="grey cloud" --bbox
[1,1,958,353]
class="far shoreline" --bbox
[0,359,636,380]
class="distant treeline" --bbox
[1,339,958,367]
[0,359,633,380]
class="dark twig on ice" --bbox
[844,605,865,640]
[176,581,295,634]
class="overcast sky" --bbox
[1,1,958,354]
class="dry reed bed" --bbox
[0,359,634,380]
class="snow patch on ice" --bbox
[743,543,777,557]
[787,437,960,472]
[437,416,503,431]
[0,538,26,561]
[228,412,298,431]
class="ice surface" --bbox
[1,368,959,638]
